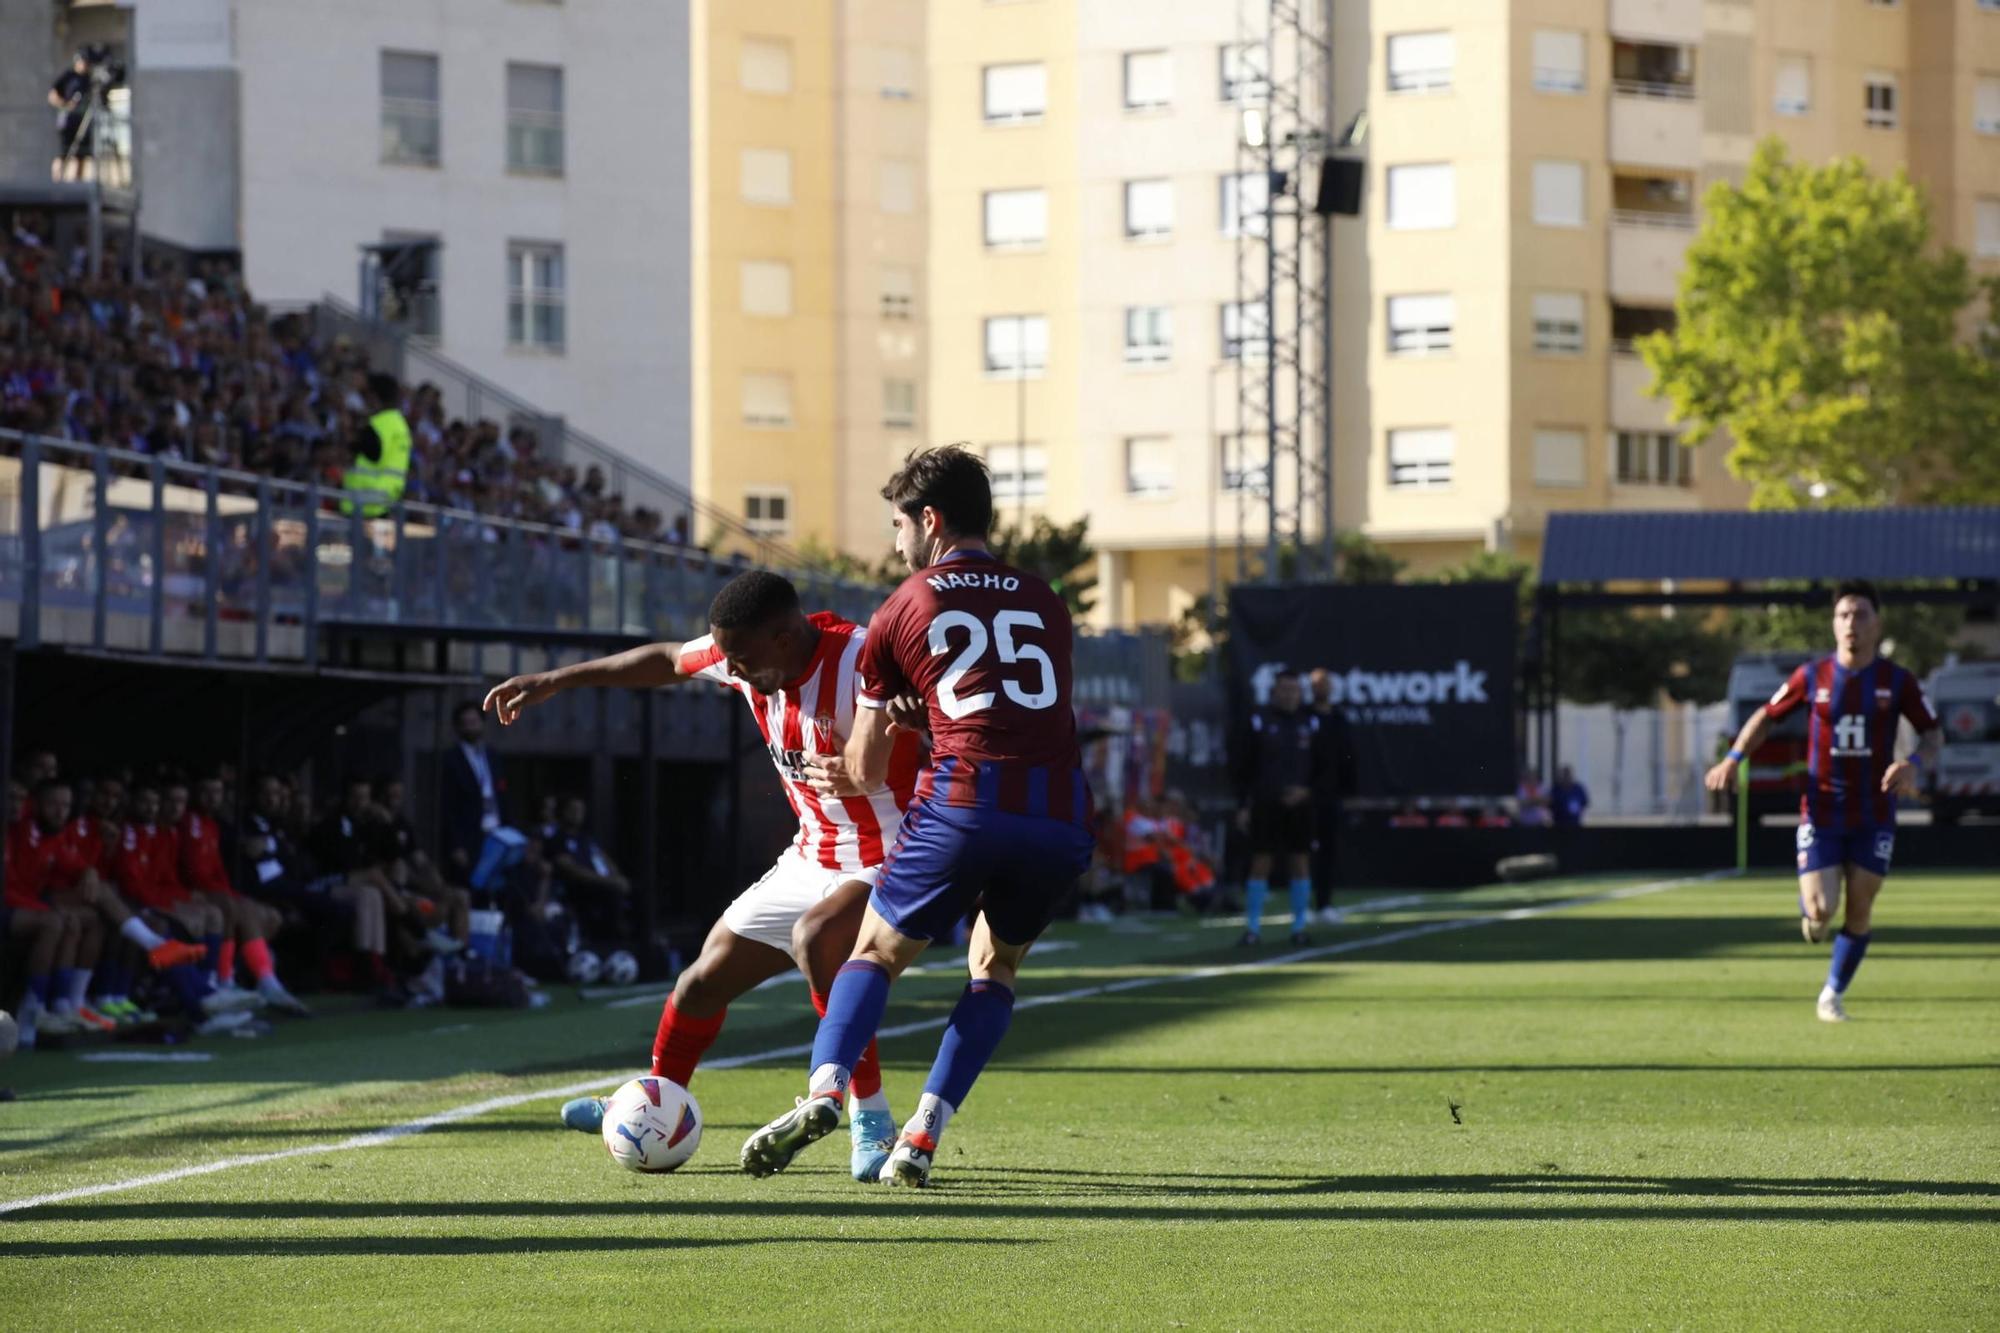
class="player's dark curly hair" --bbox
[708,569,800,631]
[881,444,993,538]
[1835,579,1881,612]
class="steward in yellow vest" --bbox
[341,372,412,517]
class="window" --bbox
[1611,302,1675,351]
[1220,42,1268,103]
[1532,29,1585,94]
[1533,160,1585,227]
[984,315,1048,376]
[1387,163,1455,230]
[744,489,790,536]
[1125,179,1174,237]
[1386,294,1454,356]
[375,232,441,340]
[983,188,1047,247]
[984,63,1046,123]
[1615,431,1692,487]
[1865,73,1898,129]
[380,51,440,166]
[506,241,564,350]
[1221,171,1270,237]
[1533,292,1585,355]
[740,374,794,428]
[881,266,915,319]
[881,48,916,100]
[880,159,917,214]
[1124,305,1173,364]
[1387,32,1454,94]
[506,63,564,174]
[1977,76,2000,134]
[1221,301,1269,361]
[739,260,792,317]
[1221,434,1269,494]
[1976,198,2000,257]
[1126,437,1175,497]
[1387,428,1454,489]
[741,37,792,94]
[1533,428,1586,488]
[987,443,1047,500]
[1774,54,1811,116]
[883,379,917,429]
[741,148,793,205]
[1125,50,1172,110]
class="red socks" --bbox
[241,937,276,984]
[651,996,726,1085]
[215,938,238,986]
[811,987,883,1100]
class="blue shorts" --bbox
[870,802,1097,946]
[1796,823,1894,878]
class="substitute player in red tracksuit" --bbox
[1707,580,1942,1022]
[742,445,1096,1187]
[174,776,306,1015]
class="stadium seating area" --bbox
[0,746,627,1051]
[0,213,687,544]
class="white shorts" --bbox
[720,849,881,959]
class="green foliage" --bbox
[1728,593,1967,680]
[1336,531,1407,584]
[791,536,903,587]
[992,515,1097,618]
[1557,610,1734,708]
[1640,139,2000,508]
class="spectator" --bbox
[1516,770,1552,826]
[1552,765,1590,828]
[542,795,632,942]
[374,774,470,954]
[440,702,506,880]
[307,777,401,996]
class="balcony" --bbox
[1611,85,1701,169]
[1610,213,1694,303]
[1610,347,1673,431]
[1609,0,1703,45]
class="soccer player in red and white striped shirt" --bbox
[483,570,920,1180]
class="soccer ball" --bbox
[566,950,602,985]
[600,1076,702,1173]
[603,949,639,986]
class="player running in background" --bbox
[1705,581,1940,1022]
[741,445,1096,1188]
[483,570,919,1182]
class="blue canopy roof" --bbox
[1538,508,2000,586]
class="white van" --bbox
[1925,661,2000,825]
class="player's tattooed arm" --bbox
[483,642,689,724]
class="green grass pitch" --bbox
[2,871,1995,1329]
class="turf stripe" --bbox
[0,869,1728,1217]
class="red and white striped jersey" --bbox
[677,611,920,872]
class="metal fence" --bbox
[0,429,883,664]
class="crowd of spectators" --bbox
[0,211,693,546]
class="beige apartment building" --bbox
[916,0,2000,629]
[690,0,927,558]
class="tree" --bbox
[1641,138,2000,508]
[1728,592,1966,681]
[791,536,903,588]
[992,515,1096,619]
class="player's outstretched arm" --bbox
[1703,708,1770,793]
[483,641,688,725]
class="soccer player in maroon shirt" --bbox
[1706,581,1941,1022]
[742,445,1096,1187]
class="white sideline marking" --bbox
[0,870,1728,1217]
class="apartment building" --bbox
[926,0,2000,628]
[691,0,928,554]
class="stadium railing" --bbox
[0,428,883,664]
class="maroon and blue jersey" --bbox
[856,549,1089,824]
[1764,655,1938,830]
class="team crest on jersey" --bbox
[1814,688,1831,704]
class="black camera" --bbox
[77,43,125,92]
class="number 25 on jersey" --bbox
[929,610,1057,718]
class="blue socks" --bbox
[809,959,891,1093]
[924,980,1016,1109]
[26,973,52,1008]
[1827,930,1871,994]
[53,967,79,1010]
[1244,878,1268,933]
[1289,878,1312,933]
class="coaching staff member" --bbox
[1233,668,1330,947]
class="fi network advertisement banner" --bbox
[1227,582,1518,798]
